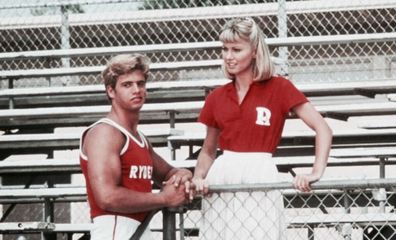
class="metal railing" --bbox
[164,178,396,240]
[1,178,396,239]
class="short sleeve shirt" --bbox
[198,76,308,153]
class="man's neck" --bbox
[107,109,140,134]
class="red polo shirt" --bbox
[198,76,308,153]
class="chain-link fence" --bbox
[1,0,395,88]
[177,178,396,240]
[1,178,396,239]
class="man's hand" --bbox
[160,181,188,207]
[165,168,193,198]
[167,168,192,187]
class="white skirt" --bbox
[91,215,154,240]
[201,151,285,240]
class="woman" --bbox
[191,17,332,239]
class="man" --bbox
[80,54,192,240]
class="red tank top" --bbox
[80,118,153,222]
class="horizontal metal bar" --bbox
[209,178,396,192]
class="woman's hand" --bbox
[293,173,320,192]
[188,177,209,200]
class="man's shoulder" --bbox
[85,121,123,141]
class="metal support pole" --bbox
[179,209,185,240]
[42,198,55,240]
[60,5,72,86]
[379,157,386,179]
[169,111,176,129]
[343,190,351,214]
[189,144,193,159]
[169,111,176,160]
[277,0,288,76]
[8,78,15,109]
[379,157,387,212]
[162,208,176,240]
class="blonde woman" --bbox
[191,18,332,239]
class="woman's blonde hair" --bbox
[219,17,274,81]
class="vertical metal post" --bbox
[343,190,351,214]
[379,157,386,179]
[169,111,176,129]
[9,97,14,109]
[179,210,185,240]
[42,198,55,240]
[341,191,352,240]
[379,157,386,212]
[169,111,176,160]
[277,0,288,76]
[188,144,193,159]
[162,208,176,240]
[7,78,15,109]
[60,5,72,86]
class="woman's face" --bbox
[222,38,256,78]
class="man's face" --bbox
[107,70,147,112]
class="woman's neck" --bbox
[235,70,254,92]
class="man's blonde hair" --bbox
[102,54,150,90]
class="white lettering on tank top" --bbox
[129,165,153,179]
[255,107,271,126]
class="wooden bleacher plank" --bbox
[0,79,226,109]
[1,32,395,61]
[1,79,394,99]
[276,156,396,173]
[329,146,396,159]
[2,213,396,234]
[168,128,396,157]
[169,128,396,147]
[0,158,195,175]
[0,101,204,130]
[348,115,396,129]
[0,187,87,204]
[48,223,93,233]
[0,79,228,98]
[0,222,57,232]
[1,99,395,131]
[316,101,396,118]
[0,128,183,158]
[0,101,203,118]
[0,60,223,80]
[298,79,396,97]
[2,153,395,177]
[288,213,396,227]
[0,158,81,174]
[0,77,393,111]
[0,42,222,61]
[3,144,383,177]
[388,93,396,102]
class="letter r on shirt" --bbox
[255,107,271,126]
[130,166,138,179]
